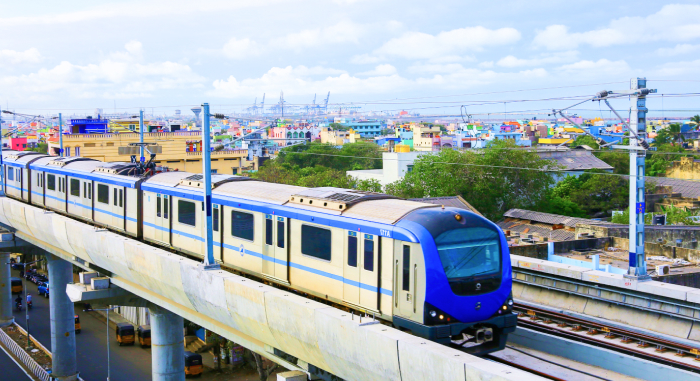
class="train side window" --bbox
[276,218,284,248]
[97,184,109,204]
[364,235,374,271]
[347,232,357,267]
[178,200,196,226]
[301,225,331,261]
[7,168,13,181]
[156,195,161,217]
[402,245,410,291]
[213,205,219,232]
[47,174,56,191]
[88,183,92,200]
[265,215,273,246]
[70,179,80,197]
[113,188,118,206]
[83,182,86,197]
[231,211,254,241]
[164,195,169,219]
[119,189,123,207]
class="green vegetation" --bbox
[547,172,628,218]
[27,142,48,154]
[384,140,556,221]
[252,142,383,191]
[611,204,700,226]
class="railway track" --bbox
[513,303,700,374]
[485,354,568,381]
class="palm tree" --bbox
[667,123,684,145]
[691,115,700,129]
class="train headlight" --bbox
[430,310,437,318]
[502,306,508,310]
[508,299,513,306]
[439,315,444,320]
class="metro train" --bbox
[1,150,515,355]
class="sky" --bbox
[1,0,699,118]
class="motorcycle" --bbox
[27,300,32,310]
[15,300,22,311]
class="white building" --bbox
[347,151,426,186]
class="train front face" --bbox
[396,207,515,355]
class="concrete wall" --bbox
[611,237,700,262]
[0,197,543,381]
[578,223,700,251]
[509,238,609,260]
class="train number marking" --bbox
[380,229,391,238]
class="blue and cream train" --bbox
[1,150,515,354]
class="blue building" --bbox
[68,117,109,134]
[340,121,382,137]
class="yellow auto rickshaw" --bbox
[10,278,22,295]
[184,351,203,377]
[137,325,151,347]
[75,315,81,334]
[116,323,135,346]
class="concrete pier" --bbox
[0,252,12,326]
[47,254,78,381]
[150,306,185,381]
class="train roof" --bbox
[142,171,439,225]
[27,157,142,188]
[3,152,48,167]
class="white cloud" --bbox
[357,64,397,76]
[406,63,466,74]
[654,59,700,77]
[656,44,700,57]
[0,44,204,101]
[556,59,630,77]
[0,48,42,65]
[496,51,578,67]
[534,4,700,50]
[272,21,364,51]
[210,64,551,98]
[223,38,264,59]
[350,54,383,64]
[0,0,287,27]
[374,26,521,60]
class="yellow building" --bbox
[48,131,250,175]
[319,128,360,145]
[412,124,441,151]
[538,137,573,145]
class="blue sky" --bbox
[1,1,699,118]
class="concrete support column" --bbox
[0,253,13,326]
[150,306,184,381]
[47,254,78,381]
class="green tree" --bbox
[667,123,684,145]
[28,142,48,154]
[645,143,686,177]
[385,140,557,221]
[572,135,599,149]
[691,115,700,128]
[565,172,628,217]
[596,151,629,175]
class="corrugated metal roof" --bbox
[536,150,613,172]
[644,177,700,198]
[503,209,596,227]
[215,181,306,205]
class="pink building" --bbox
[9,137,28,151]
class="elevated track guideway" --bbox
[0,197,543,381]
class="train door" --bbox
[395,242,416,317]
[112,186,124,228]
[154,193,169,244]
[359,234,378,310]
[343,231,360,305]
[67,178,81,216]
[82,181,92,219]
[274,216,288,282]
[262,214,275,277]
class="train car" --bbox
[140,173,515,355]
[27,157,142,236]
[2,151,47,202]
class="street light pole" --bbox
[85,306,115,381]
[139,110,145,163]
[59,113,63,157]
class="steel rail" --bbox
[484,354,568,381]
[513,304,700,373]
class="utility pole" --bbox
[201,103,218,270]
[550,77,655,280]
[59,113,63,157]
[139,110,145,163]
[625,78,653,280]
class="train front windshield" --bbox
[435,227,501,280]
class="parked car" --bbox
[38,282,49,298]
